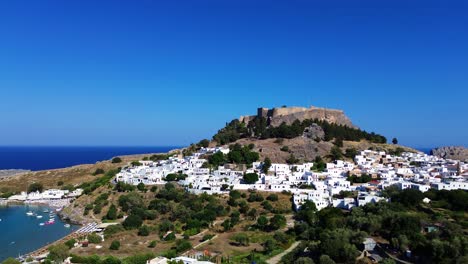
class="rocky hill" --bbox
[431,146,468,162]
[211,105,415,163]
[239,106,356,128]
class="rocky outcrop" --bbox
[239,106,356,128]
[303,123,325,140]
[431,146,468,162]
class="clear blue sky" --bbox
[0,0,466,148]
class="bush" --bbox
[280,146,289,152]
[269,214,287,230]
[93,168,105,175]
[201,234,215,242]
[164,232,176,241]
[175,239,192,253]
[109,240,120,250]
[231,233,250,246]
[65,238,76,249]
[138,225,150,236]
[87,233,102,244]
[27,183,43,193]
[266,194,279,201]
[112,157,122,163]
[248,192,264,202]
[48,244,69,262]
[106,204,118,220]
[123,214,143,229]
[123,253,155,264]
[148,240,157,248]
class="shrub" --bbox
[231,233,249,246]
[175,239,192,253]
[201,234,215,242]
[93,168,105,175]
[65,238,76,249]
[164,232,176,241]
[148,240,157,248]
[138,225,150,236]
[87,233,102,244]
[123,214,143,229]
[280,146,289,152]
[267,194,279,201]
[106,204,118,220]
[112,157,122,163]
[27,183,43,193]
[109,240,120,250]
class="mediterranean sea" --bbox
[0,146,179,171]
[0,204,79,261]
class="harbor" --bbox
[0,204,79,261]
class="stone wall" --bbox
[239,106,356,128]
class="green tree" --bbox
[319,255,336,264]
[208,151,225,167]
[48,244,69,262]
[106,204,118,220]
[263,238,278,254]
[138,225,150,236]
[392,138,398,144]
[110,240,121,250]
[64,238,77,249]
[123,214,143,229]
[137,182,146,192]
[266,193,279,201]
[87,233,102,243]
[263,157,272,174]
[257,215,269,230]
[243,173,259,184]
[198,139,210,148]
[112,157,122,163]
[269,214,287,230]
[28,182,44,193]
[330,146,343,160]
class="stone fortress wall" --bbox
[239,106,356,128]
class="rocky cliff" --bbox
[239,106,356,128]
[431,146,468,162]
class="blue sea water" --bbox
[0,146,179,171]
[0,205,79,261]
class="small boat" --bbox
[39,223,45,226]
[64,224,71,228]
[43,209,49,213]
[36,215,43,219]
[26,211,34,216]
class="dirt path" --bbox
[266,241,300,264]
